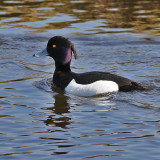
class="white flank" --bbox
[65,79,119,97]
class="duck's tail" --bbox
[131,82,146,91]
[119,82,146,92]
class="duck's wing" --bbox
[73,71,145,92]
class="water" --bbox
[0,0,160,159]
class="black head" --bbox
[48,36,77,64]
[34,36,77,65]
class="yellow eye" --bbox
[52,44,56,48]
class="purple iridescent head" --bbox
[34,36,77,65]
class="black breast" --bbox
[53,71,74,89]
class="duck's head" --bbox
[34,36,77,65]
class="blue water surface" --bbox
[0,0,160,159]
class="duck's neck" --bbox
[55,61,71,72]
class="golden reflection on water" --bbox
[0,0,160,34]
[95,0,160,35]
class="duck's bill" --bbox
[33,48,48,57]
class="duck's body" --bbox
[53,69,142,92]
[34,36,145,96]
